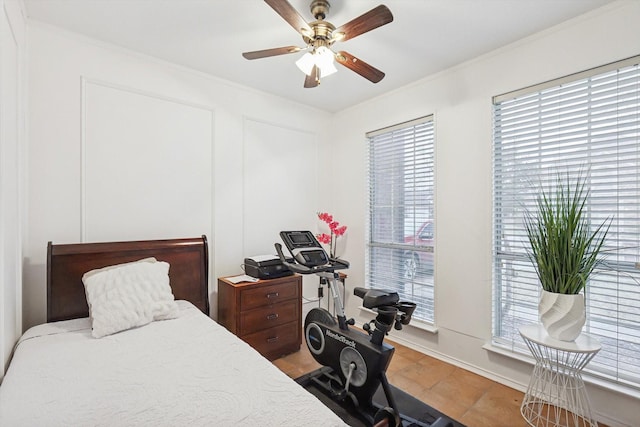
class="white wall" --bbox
[0,0,25,379]
[329,2,640,426]
[79,79,215,245]
[25,22,332,327]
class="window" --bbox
[367,116,435,324]
[492,56,640,389]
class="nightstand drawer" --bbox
[240,281,299,310]
[239,299,298,335]
[242,321,300,359]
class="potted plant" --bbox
[523,172,611,341]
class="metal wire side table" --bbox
[519,324,601,427]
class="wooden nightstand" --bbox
[217,274,302,360]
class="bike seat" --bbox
[354,287,399,309]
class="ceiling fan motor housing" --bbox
[303,22,335,46]
[303,0,336,47]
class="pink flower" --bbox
[317,212,333,223]
[316,233,331,244]
[316,212,347,258]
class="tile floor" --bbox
[272,338,608,427]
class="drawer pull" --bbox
[266,313,279,321]
[266,292,280,299]
[267,336,279,343]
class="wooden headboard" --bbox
[47,236,209,322]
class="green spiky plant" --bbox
[523,172,611,295]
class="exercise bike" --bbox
[275,231,459,427]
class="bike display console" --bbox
[275,231,464,427]
[279,230,329,267]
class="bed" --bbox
[0,236,347,426]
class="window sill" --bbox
[483,342,640,400]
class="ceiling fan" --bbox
[242,0,393,88]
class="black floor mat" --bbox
[296,368,466,427]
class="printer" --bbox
[244,254,294,280]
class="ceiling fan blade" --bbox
[335,51,385,83]
[242,46,302,60]
[264,0,313,37]
[332,5,393,42]
[304,66,319,88]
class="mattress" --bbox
[0,300,347,426]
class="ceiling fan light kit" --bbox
[243,0,393,88]
[296,46,337,78]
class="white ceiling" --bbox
[24,0,614,113]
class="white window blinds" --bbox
[492,56,640,389]
[367,116,435,324]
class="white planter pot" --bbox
[538,290,586,341]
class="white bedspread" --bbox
[0,301,347,426]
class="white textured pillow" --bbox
[82,258,179,338]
